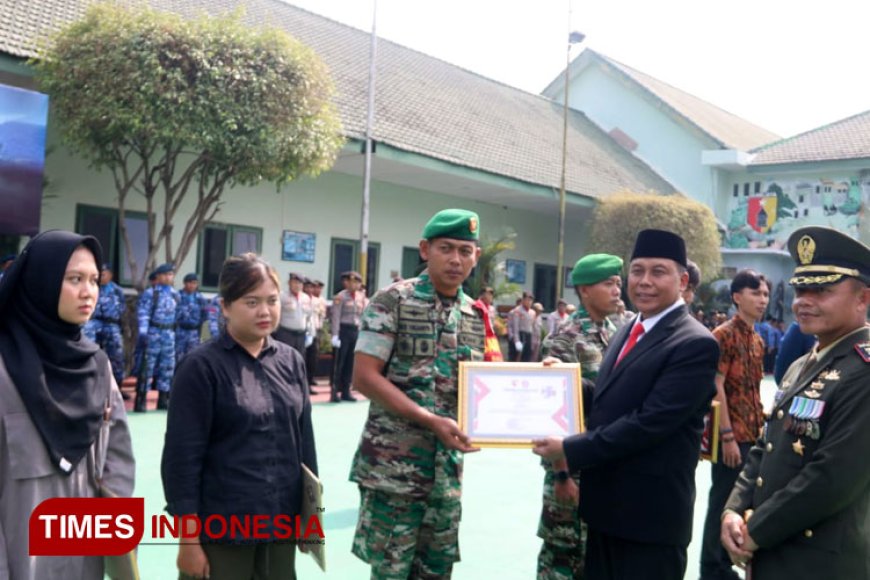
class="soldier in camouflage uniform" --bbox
[350,209,485,579]
[175,272,208,363]
[537,253,625,580]
[135,262,179,412]
[83,264,126,388]
[206,294,224,338]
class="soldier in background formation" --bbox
[722,226,870,579]
[274,272,314,359]
[305,278,327,395]
[206,294,225,338]
[508,291,537,362]
[132,270,158,382]
[135,263,179,412]
[331,270,366,402]
[349,208,485,579]
[537,253,623,580]
[547,299,570,339]
[175,272,208,363]
[82,263,127,396]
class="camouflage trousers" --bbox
[175,328,201,363]
[536,466,586,580]
[84,321,125,386]
[352,452,462,580]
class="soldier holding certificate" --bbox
[349,209,486,579]
[721,226,870,579]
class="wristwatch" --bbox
[555,470,570,483]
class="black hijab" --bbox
[0,230,109,475]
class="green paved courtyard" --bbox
[131,378,776,579]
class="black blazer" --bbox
[563,306,718,546]
[725,327,870,580]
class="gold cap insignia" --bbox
[797,235,816,265]
[468,217,478,234]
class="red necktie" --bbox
[616,323,645,366]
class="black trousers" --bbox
[305,334,320,386]
[332,323,358,397]
[508,331,533,362]
[273,328,306,356]
[699,441,753,580]
[179,542,296,580]
[585,528,687,580]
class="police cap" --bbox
[183,272,198,283]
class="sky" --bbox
[283,0,869,139]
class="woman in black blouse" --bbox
[162,253,317,580]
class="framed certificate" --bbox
[458,362,584,448]
[700,401,721,463]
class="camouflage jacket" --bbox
[176,290,208,329]
[137,284,179,333]
[349,272,486,498]
[541,304,616,380]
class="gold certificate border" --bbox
[458,362,584,449]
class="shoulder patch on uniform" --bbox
[856,342,870,363]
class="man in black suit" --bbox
[721,226,870,579]
[534,229,719,580]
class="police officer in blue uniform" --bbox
[135,262,179,412]
[175,272,208,363]
[83,264,127,396]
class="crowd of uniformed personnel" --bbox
[1,208,867,580]
[39,252,370,413]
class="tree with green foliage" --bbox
[589,192,722,281]
[35,4,344,289]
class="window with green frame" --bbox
[75,204,149,286]
[329,238,380,296]
[197,223,263,290]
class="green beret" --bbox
[572,253,623,286]
[422,209,480,241]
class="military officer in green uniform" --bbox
[722,226,870,580]
[537,254,624,580]
[349,209,486,579]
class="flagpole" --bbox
[360,0,378,289]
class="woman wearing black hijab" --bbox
[0,230,135,579]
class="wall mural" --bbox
[724,177,867,249]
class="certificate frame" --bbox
[700,400,721,463]
[458,362,584,448]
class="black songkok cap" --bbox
[630,229,688,268]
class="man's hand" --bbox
[532,436,566,462]
[331,336,341,349]
[554,477,579,506]
[305,334,315,348]
[514,341,524,352]
[541,356,560,367]
[720,511,755,568]
[177,542,210,579]
[426,414,480,453]
[722,439,742,468]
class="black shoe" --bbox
[133,392,147,413]
[341,393,358,402]
[330,395,341,403]
[157,391,170,410]
[121,390,132,401]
